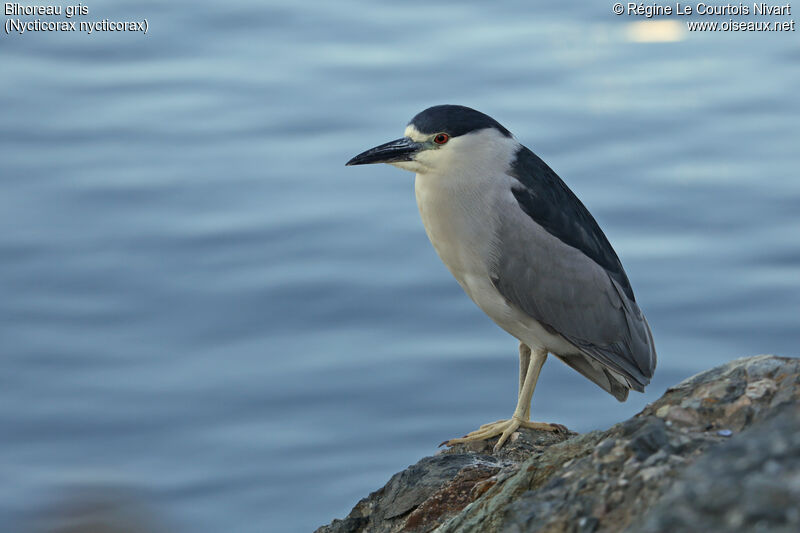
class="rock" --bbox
[635,403,800,533]
[316,355,800,533]
[626,418,671,460]
[316,454,505,533]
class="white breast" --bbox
[413,131,518,324]
[412,129,515,297]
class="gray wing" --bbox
[490,147,657,399]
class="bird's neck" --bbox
[414,171,503,280]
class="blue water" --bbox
[2,1,798,531]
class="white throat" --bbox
[412,127,520,287]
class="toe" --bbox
[493,419,521,452]
[442,420,515,447]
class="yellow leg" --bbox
[519,343,531,420]
[443,346,563,452]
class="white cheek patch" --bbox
[399,125,520,177]
[424,129,520,178]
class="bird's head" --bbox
[346,105,515,175]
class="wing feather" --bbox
[490,147,657,394]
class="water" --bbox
[2,1,798,531]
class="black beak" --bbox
[346,137,424,166]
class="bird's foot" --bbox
[441,417,566,453]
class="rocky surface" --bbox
[316,355,800,533]
[637,402,800,533]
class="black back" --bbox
[409,105,512,138]
[509,146,636,302]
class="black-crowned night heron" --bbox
[346,105,656,452]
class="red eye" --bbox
[433,133,449,145]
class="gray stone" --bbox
[315,454,506,533]
[316,355,800,533]
[633,404,800,533]
[626,418,671,460]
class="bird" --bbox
[346,105,656,452]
